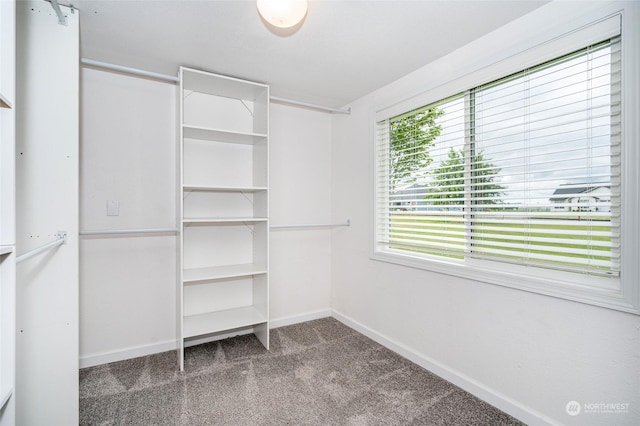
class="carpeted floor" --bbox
[80,317,524,425]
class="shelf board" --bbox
[183,185,267,193]
[0,246,14,257]
[183,263,267,283]
[0,92,12,109]
[182,67,269,101]
[183,217,267,224]
[183,125,266,144]
[183,306,267,338]
[0,387,13,411]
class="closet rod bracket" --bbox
[56,230,68,245]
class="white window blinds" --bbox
[376,36,621,278]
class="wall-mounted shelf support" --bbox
[47,0,68,26]
[239,99,254,117]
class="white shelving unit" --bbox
[178,67,269,370]
[0,0,15,422]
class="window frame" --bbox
[370,12,640,315]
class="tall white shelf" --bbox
[178,67,269,370]
[0,0,16,423]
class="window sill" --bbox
[370,249,639,315]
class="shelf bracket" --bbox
[239,100,254,117]
[242,221,255,234]
[48,0,68,26]
[240,191,254,205]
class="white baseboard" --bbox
[330,310,555,426]
[79,339,177,369]
[80,309,332,369]
[270,308,332,329]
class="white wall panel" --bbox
[16,2,79,424]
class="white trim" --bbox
[618,0,640,320]
[330,310,557,426]
[79,339,177,369]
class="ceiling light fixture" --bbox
[257,0,308,29]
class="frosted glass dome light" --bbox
[257,0,308,28]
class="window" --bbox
[373,29,637,311]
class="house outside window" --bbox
[550,184,612,212]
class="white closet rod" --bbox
[79,222,350,234]
[80,58,351,115]
[81,58,178,83]
[270,220,351,230]
[268,96,351,115]
[80,228,179,236]
[16,232,67,264]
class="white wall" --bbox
[79,71,333,365]
[330,2,640,426]
[269,103,333,324]
[79,68,178,365]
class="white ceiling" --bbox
[73,0,549,108]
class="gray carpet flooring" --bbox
[80,317,524,425]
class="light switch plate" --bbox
[107,200,119,216]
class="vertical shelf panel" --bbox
[0,1,16,423]
[179,67,269,370]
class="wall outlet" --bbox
[107,200,119,216]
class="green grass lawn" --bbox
[389,213,615,272]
